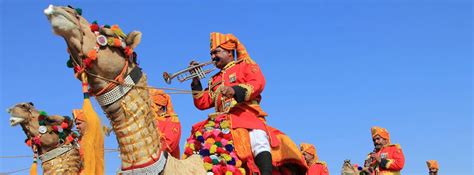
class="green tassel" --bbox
[104,25,110,28]
[75,8,82,15]
[215,142,222,147]
[39,111,47,116]
[92,20,98,24]
[39,120,46,126]
[67,59,73,68]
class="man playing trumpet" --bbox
[188,32,273,175]
[361,126,405,175]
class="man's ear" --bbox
[125,31,142,49]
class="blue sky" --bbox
[1,0,472,174]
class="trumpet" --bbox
[163,61,216,84]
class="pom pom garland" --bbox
[184,115,245,174]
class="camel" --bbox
[7,102,81,174]
[43,5,205,175]
[341,159,360,175]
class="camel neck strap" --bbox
[95,66,142,106]
[39,144,76,163]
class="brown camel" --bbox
[43,5,205,175]
[7,102,81,174]
[341,159,361,175]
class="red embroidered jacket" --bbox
[192,59,267,130]
[307,161,329,175]
[366,144,405,175]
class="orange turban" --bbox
[300,143,318,160]
[72,109,85,122]
[426,160,439,170]
[149,89,175,115]
[371,126,390,143]
[210,32,252,62]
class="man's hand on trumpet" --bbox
[219,86,235,98]
[189,61,203,91]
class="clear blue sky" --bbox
[1,0,472,174]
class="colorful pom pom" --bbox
[210,144,217,154]
[75,8,82,15]
[67,59,74,68]
[39,111,47,116]
[184,147,193,155]
[87,50,97,61]
[203,157,212,163]
[33,136,41,146]
[228,158,236,165]
[25,139,32,147]
[205,138,216,145]
[199,149,210,157]
[204,163,213,171]
[61,122,69,129]
[90,23,99,32]
[225,144,234,152]
[197,136,205,143]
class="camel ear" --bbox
[126,31,142,49]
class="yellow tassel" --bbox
[29,161,38,175]
[80,73,105,175]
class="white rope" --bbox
[0,167,29,174]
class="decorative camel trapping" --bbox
[8,102,81,174]
[44,5,206,175]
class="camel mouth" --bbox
[44,4,78,34]
[9,116,24,126]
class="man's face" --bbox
[373,135,388,151]
[429,169,438,175]
[302,152,315,165]
[210,47,233,69]
[75,120,87,136]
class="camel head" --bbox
[44,5,142,92]
[341,159,359,175]
[8,102,36,127]
[7,102,75,153]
